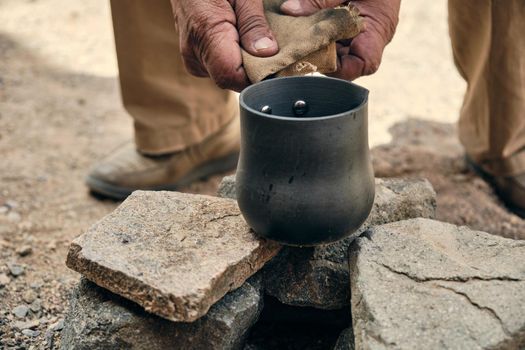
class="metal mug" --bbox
[236,76,374,246]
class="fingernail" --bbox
[254,37,275,51]
[282,0,302,13]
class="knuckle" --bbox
[364,59,380,75]
[213,74,231,90]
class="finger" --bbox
[329,55,366,81]
[180,49,210,78]
[330,31,383,80]
[202,22,251,91]
[336,42,350,56]
[280,0,346,16]
[234,0,278,57]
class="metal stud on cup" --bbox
[293,100,308,116]
[260,105,272,114]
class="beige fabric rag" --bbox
[242,0,363,83]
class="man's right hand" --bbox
[170,0,279,92]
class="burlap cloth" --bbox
[242,0,363,83]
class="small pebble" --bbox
[0,273,10,287]
[7,263,25,277]
[45,330,54,348]
[22,290,37,304]
[46,241,56,251]
[0,206,8,215]
[49,319,64,332]
[21,329,40,338]
[12,305,29,318]
[7,211,21,222]
[30,281,43,290]
[13,319,39,330]
[5,200,18,209]
[29,299,42,313]
[16,245,32,257]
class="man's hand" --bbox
[171,0,279,92]
[281,0,400,80]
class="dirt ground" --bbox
[0,1,521,349]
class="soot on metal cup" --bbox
[237,76,375,246]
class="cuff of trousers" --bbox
[471,149,525,177]
[133,101,238,156]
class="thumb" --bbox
[234,0,279,57]
[281,0,347,16]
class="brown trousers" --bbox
[449,0,525,176]
[111,0,525,176]
[110,0,238,155]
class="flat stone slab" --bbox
[66,191,280,322]
[350,218,525,350]
[61,277,263,350]
[219,176,436,309]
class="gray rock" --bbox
[7,263,25,277]
[334,327,354,350]
[66,191,280,322]
[22,289,37,304]
[61,277,264,350]
[16,245,32,257]
[262,178,436,309]
[12,319,39,330]
[349,218,525,350]
[48,319,64,332]
[6,211,21,222]
[218,175,237,199]
[21,329,40,337]
[12,305,29,318]
[29,299,42,313]
[5,200,19,209]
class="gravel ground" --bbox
[0,1,496,349]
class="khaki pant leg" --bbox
[110,0,238,155]
[448,0,525,176]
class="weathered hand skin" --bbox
[170,0,278,92]
[281,0,401,80]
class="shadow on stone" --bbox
[61,277,264,350]
[246,296,351,350]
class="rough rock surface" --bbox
[218,175,237,199]
[372,119,525,239]
[61,277,264,350]
[66,191,280,322]
[349,218,525,350]
[217,177,436,309]
[334,327,355,350]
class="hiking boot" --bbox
[467,157,525,218]
[86,118,240,200]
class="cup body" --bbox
[237,76,374,246]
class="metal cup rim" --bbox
[239,76,369,122]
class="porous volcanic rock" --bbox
[349,218,525,350]
[61,277,264,350]
[66,191,280,322]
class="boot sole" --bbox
[86,152,239,200]
[466,156,525,218]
